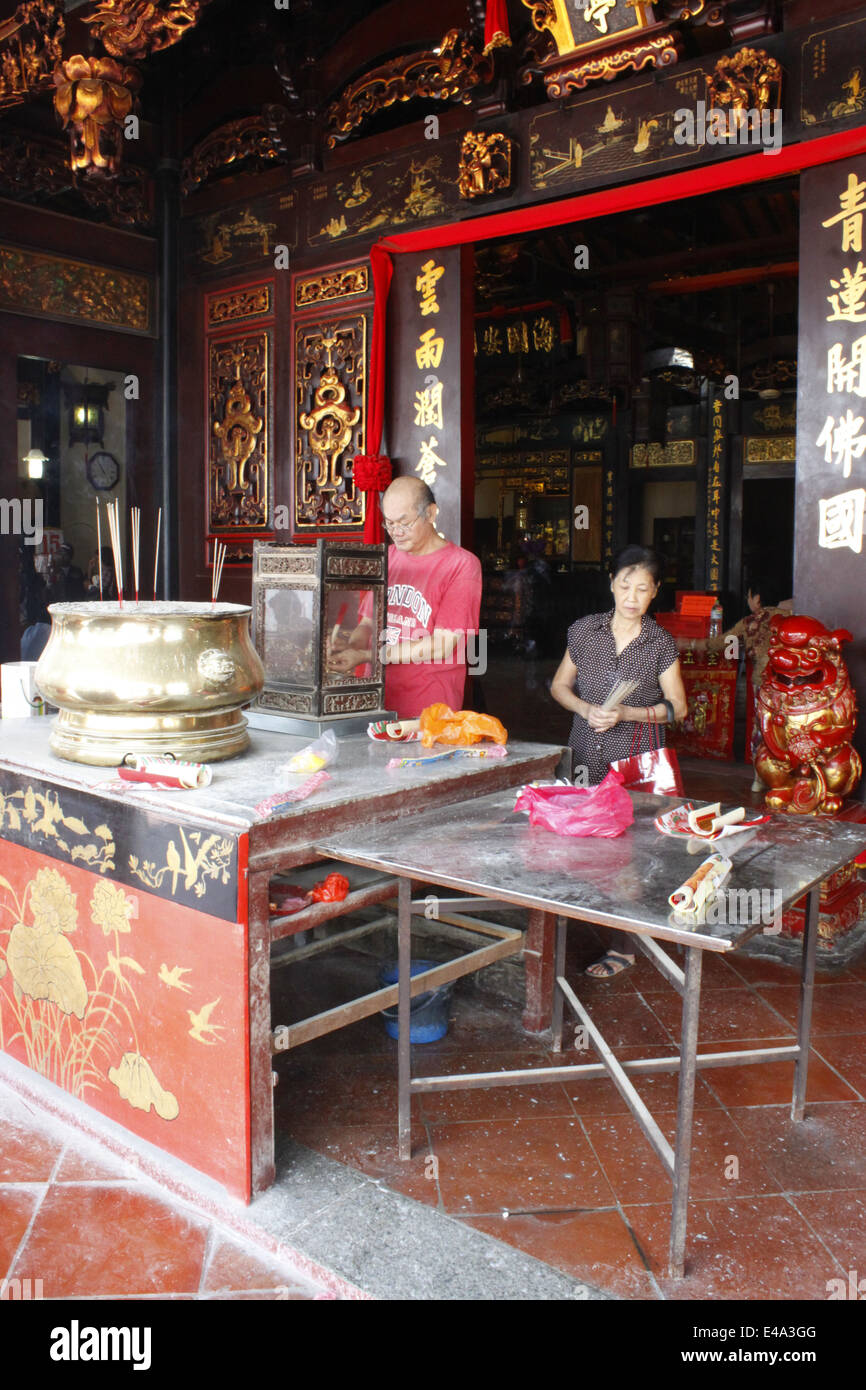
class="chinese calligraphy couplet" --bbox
[795,159,866,754]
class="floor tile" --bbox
[644,986,794,1042]
[0,1105,65,1183]
[0,1187,41,1277]
[54,1145,136,1184]
[203,1236,321,1296]
[582,1108,781,1204]
[562,1043,720,1117]
[555,991,674,1049]
[284,1119,438,1206]
[755,982,866,1035]
[462,1209,660,1300]
[414,1050,574,1123]
[729,1102,866,1193]
[431,1115,615,1215]
[811,1035,866,1098]
[10,1186,208,1297]
[697,1037,859,1108]
[624,1195,843,1299]
[790,1189,866,1272]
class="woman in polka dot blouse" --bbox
[551,545,688,978]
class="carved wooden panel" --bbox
[208,330,271,532]
[294,313,367,531]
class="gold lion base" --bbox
[48,708,251,767]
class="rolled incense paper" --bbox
[669,853,732,913]
[687,803,746,836]
[385,718,421,739]
[118,755,213,789]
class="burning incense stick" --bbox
[95,499,103,601]
[153,508,162,601]
[211,539,227,605]
[106,499,123,606]
[130,506,141,605]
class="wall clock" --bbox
[86,451,120,492]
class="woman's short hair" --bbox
[610,545,663,585]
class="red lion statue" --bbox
[754,615,862,814]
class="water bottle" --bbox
[709,600,723,639]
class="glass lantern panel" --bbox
[323,586,378,684]
[261,587,315,686]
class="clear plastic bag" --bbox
[283,728,339,774]
[514,769,634,838]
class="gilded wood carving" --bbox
[295,266,369,307]
[83,0,207,59]
[54,55,142,177]
[181,115,283,195]
[457,131,513,198]
[209,333,270,531]
[295,316,366,529]
[326,29,494,148]
[0,242,152,332]
[206,284,272,327]
[0,0,64,110]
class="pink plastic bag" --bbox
[514,769,634,838]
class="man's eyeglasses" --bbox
[382,512,422,536]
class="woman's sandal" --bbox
[585,951,635,979]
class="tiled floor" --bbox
[0,1087,335,1300]
[2,751,865,1301]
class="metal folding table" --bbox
[316,788,866,1277]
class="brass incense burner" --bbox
[35,601,265,767]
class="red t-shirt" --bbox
[375,542,481,719]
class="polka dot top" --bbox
[566,609,679,784]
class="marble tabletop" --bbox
[0,719,563,836]
[316,787,866,952]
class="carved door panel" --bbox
[291,261,371,537]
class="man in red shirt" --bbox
[328,476,481,719]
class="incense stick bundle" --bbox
[153,508,162,601]
[106,499,123,606]
[130,507,141,605]
[211,540,227,605]
[602,679,638,710]
[95,499,103,601]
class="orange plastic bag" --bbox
[419,703,508,748]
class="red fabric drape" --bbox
[354,244,394,543]
[484,0,511,54]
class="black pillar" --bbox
[156,69,180,600]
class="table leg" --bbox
[397,876,412,1160]
[551,917,567,1054]
[522,909,556,1033]
[791,886,820,1124]
[669,945,703,1279]
[249,865,276,1196]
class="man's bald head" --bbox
[382,476,435,515]
[381,476,443,555]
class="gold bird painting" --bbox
[159,963,192,994]
[187,997,224,1045]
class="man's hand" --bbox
[326,646,370,673]
[585,704,622,732]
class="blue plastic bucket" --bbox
[378,959,453,1043]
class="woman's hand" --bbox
[585,704,622,732]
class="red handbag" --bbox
[609,711,684,797]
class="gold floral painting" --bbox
[0,842,250,1198]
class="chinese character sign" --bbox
[795,158,866,646]
[386,249,466,542]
